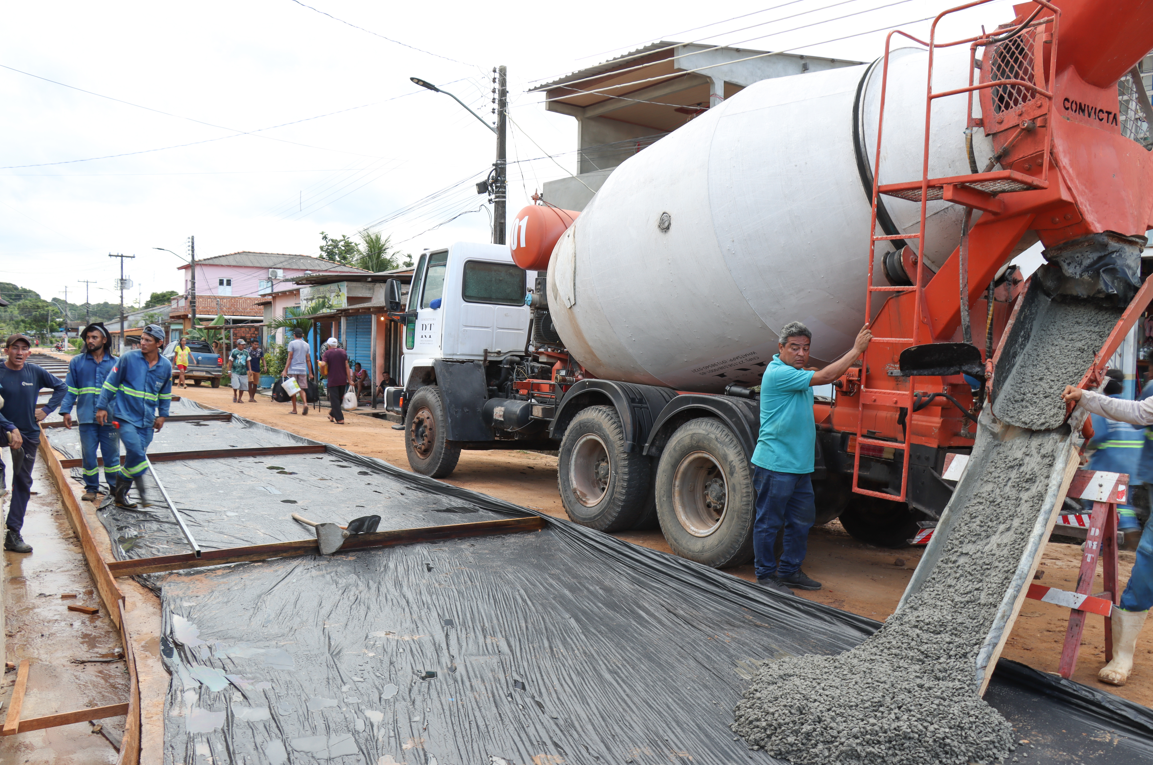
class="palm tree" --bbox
[356,230,401,273]
[267,296,337,337]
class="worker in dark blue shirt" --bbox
[0,333,67,553]
[96,324,172,508]
[59,323,120,501]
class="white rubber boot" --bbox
[1098,608,1149,686]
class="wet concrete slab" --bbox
[0,446,129,763]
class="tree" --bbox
[319,232,361,265]
[144,290,178,308]
[356,231,403,273]
[267,296,337,338]
[138,311,163,328]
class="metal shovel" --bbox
[291,513,381,555]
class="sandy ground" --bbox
[176,383,1153,708]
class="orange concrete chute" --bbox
[509,204,579,271]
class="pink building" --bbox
[171,252,363,330]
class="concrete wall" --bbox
[542,169,614,212]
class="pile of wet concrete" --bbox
[732,295,1122,765]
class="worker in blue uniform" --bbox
[1083,371,1143,532]
[1064,379,1153,686]
[95,324,172,509]
[59,323,120,501]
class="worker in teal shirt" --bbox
[751,321,871,594]
[96,325,172,508]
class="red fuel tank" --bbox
[509,204,579,271]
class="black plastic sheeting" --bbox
[46,402,1153,763]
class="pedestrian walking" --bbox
[173,337,191,389]
[751,321,871,594]
[247,339,264,403]
[0,333,68,553]
[321,338,352,424]
[283,328,314,415]
[59,323,121,502]
[96,324,172,509]
[229,339,249,404]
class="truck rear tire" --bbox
[210,378,219,388]
[839,495,923,548]
[557,405,651,532]
[405,386,461,479]
[654,418,754,568]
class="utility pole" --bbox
[108,253,135,352]
[78,280,96,324]
[188,235,197,334]
[493,65,508,245]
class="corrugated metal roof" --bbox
[180,251,367,272]
[530,42,679,92]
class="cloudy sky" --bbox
[1,0,1018,307]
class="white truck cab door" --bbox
[445,259,532,358]
[402,250,448,386]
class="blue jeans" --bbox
[752,467,816,580]
[4,441,37,532]
[1120,519,1153,612]
[118,423,155,480]
[79,423,120,491]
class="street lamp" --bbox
[410,69,508,245]
[155,240,196,336]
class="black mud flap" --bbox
[431,360,493,441]
[899,343,985,379]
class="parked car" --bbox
[162,340,223,387]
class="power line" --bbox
[285,0,479,69]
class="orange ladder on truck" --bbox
[853,0,1059,502]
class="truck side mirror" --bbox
[384,279,403,313]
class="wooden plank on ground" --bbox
[59,444,326,469]
[117,600,140,765]
[38,435,124,627]
[42,413,232,429]
[2,702,130,735]
[3,660,30,735]
[108,515,547,577]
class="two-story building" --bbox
[532,42,860,210]
[170,251,364,333]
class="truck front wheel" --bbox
[557,405,651,532]
[654,418,754,568]
[405,386,461,478]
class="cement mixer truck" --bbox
[385,0,1153,568]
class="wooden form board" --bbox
[117,601,141,765]
[2,702,130,736]
[2,660,30,735]
[58,444,327,469]
[107,516,547,577]
[42,413,232,429]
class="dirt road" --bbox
[173,384,1152,706]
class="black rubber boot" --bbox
[113,477,137,509]
[133,476,151,508]
[4,528,32,553]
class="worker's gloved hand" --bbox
[62,413,72,429]
[1061,385,1083,405]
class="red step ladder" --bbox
[852,1,1058,502]
[1025,469,1123,679]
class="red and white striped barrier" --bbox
[1066,470,1128,504]
[911,528,934,545]
[941,452,969,482]
[1056,513,1093,528]
[1026,584,1113,617]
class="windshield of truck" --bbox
[462,260,526,306]
[420,251,448,309]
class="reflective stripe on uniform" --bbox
[123,460,149,476]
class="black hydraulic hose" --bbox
[852,58,908,254]
[985,280,995,361]
[912,391,978,424]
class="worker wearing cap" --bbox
[228,339,249,404]
[59,323,121,502]
[1062,382,1153,686]
[96,324,172,509]
[0,333,68,553]
[751,321,871,594]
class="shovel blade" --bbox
[315,523,349,555]
[899,343,985,379]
